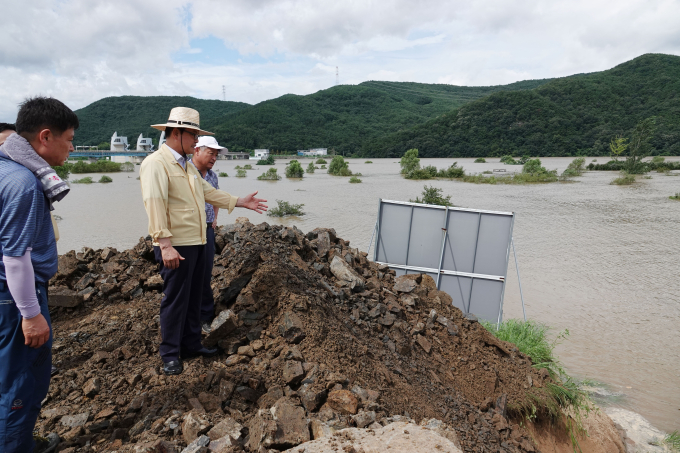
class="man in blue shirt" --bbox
[0,97,78,453]
[191,136,226,332]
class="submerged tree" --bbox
[400,148,420,175]
[625,117,656,174]
[609,135,629,161]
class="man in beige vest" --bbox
[140,107,266,375]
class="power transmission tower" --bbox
[335,67,339,86]
[222,85,226,101]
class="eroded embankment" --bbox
[40,220,601,452]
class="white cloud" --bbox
[0,0,678,122]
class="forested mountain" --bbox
[73,79,550,153]
[74,54,679,157]
[365,54,680,157]
[73,96,250,147]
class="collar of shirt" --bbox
[167,144,187,170]
[188,159,215,180]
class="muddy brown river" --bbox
[54,157,680,431]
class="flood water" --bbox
[54,157,680,431]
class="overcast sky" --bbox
[1,0,679,122]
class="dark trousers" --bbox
[0,282,52,453]
[154,245,205,362]
[201,224,216,322]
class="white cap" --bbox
[196,136,229,154]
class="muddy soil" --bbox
[39,220,561,452]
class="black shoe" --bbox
[34,433,59,453]
[201,321,212,334]
[50,365,59,376]
[163,360,183,375]
[181,347,219,359]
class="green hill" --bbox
[73,96,250,147]
[74,80,550,153]
[365,54,680,157]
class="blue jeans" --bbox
[0,281,52,453]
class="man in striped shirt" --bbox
[191,136,226,332]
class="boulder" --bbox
[182,411,211,444]
[329,256,365,292]
[282,361,305,386]
[278,311,306,344]
[60,412,89,428]
[326,389,359,415]
[393,276,417,293]
[207,417,243,441]
[180,435,209,453]
[203,310,238,348]
[83,377,101,398]
[48,287,83,308]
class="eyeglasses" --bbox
[182,130,199,141]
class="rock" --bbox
[326,389,359,415]
[317,231,331,258]
[416,335,432,354]
[204,310,238,348]
[329,256,365,292]
[225,354,248,366]
[270,397,311,447]
[101,247,117,261]
[198,392,222,413]
[91,350,111,363]
[298,384,326,412]
[41,406,70,419]
[182,410,211,444]
[83,377,101,398]
[95,407,116,420]
[60,412,89,428]
[188,398,206,413]
[393,276,417,293]
[281,345,304,361]
[207,417,243,441]
[605,407,667,453]
[351,410,376,428]
[75,272,98,290]
[48,287,83,308]
[258,386,285,409]
[218,379,235,401]
[151,440,180,453]
[283,422,463,453]
[207,435,238,452]
[181,435,210,453]
[57,252,79,278]
[235,385,260,403]
[237,345,255,357]
[145,274,164,290]
[283,360,305,386]
[247,410,278,451]
[278,311,306,344]
[310,419,335,439]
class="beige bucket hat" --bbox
[151,107,214,135]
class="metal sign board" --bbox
[373,199,515,325]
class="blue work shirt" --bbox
[0,157,58,283]
[189,160,219,223]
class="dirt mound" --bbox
[39,221,550,452]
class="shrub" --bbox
[328,156,352,176]
[71,160,122,173]
[670,193,680,200]
[306,162,315,173]
[437,162,465,178]
[500,155,517,165]
[474,157,486,163]
[235,165,243,169]
[482,170,492,174]
[218,172,228,177]
[256,156,275,165]
[267,200,305,217]
[651,156,665,163]
[236,169,247,177]
[286,160,304,178]
[243,164,253,169]
[320,165,327,169]
[315,158,327,164]
[257,168,281,180]
[349,176,362,183]
[72,176,93,184]
[561,157,586,178]
[611,174,636,185]
[365,160,373,164]
[400,149,420,175]
[99,175,113,183]
[410,185,452,206]
[404,168,433,180]
[120,162,134,172]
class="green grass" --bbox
[315,158,328,164]
[349,176,362,183]
[71,177,94,184]
[99,175,113,183]
[267,200,305,217]
[365,160,373,163]
[474,157,486,163]
[236,169,247,177]
[482,319,594,452]
[218,172,228,177]
[243,164,253,169]
[610,174,636,185]
[665,431,680,452]
[320,164,327,169]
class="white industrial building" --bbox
[297,148,328,156]
[254,149,270,160]
[136,134,154,152]
[110,132,129,152]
